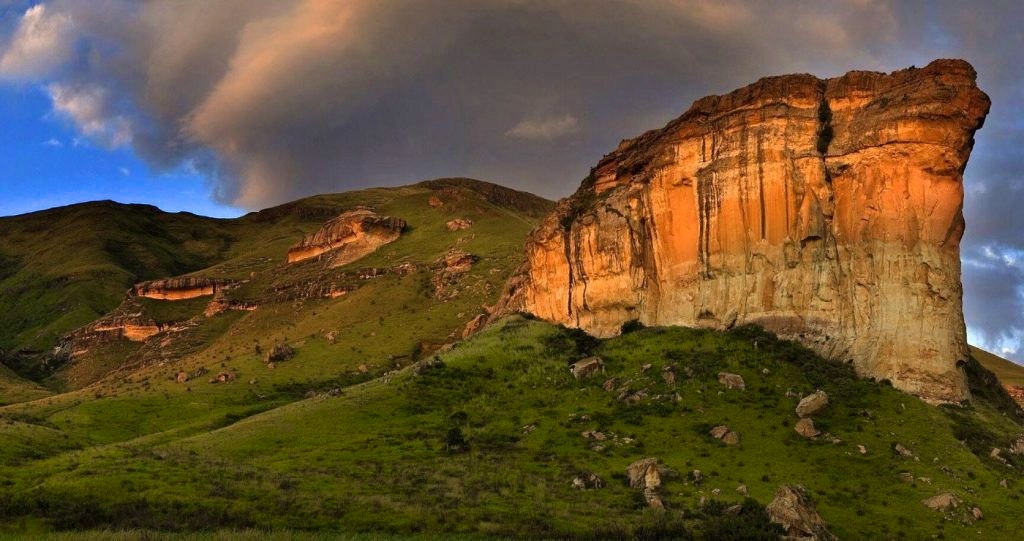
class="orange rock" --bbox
[286,209,406,266]
[492,59,990,404]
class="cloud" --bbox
[506,114,579,140]
[0,0,1022,358]
[0,4,73,79]
[41,136,60,146]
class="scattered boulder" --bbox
[640,363,652,374]
[736,484,748,496]
[617,388,648,404]
[1000,478,1008,488]
[710,425,740,445]
[626,458,667,510]
[1010,435,1024,455]
[661,366,676,385]
[324,331,337,344]
[796,390,829,418]
[766,484,837,541]
[266,343,295,364]
[894,443,915,458]
[717,372,746,390]
[572,472,605,490]
[581,430,607,442]
[922,492,960,512]
[857,444,868,455]
[210,370,236,383]
[175,371,188,384]
[446,218,473,231]
[795,418,821,439]
[691,470,703,484]
[971,506,984,521]
[898,472,915,484]
[428,195,444,207]
[570,357,605,379]
[602,377,618,391]
[412,356,445,375]
[990,447,1009,465]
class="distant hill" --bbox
[971,346,1024,387]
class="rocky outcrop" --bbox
[493,59,990,404]
[132,277,232,300]
[286,209,406,266]
[766,485,837,540]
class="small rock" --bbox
[795,418,820,439]
[691,470,703,484]
[570,357,605,379]
[898,472,914,484]
[717,372,746,390]
[1010,435,1024,455]
[265,343,295,364]
[795,390,829,418]
[266,362,276,369]
[640,363,652,374]
[766,485,837,541]
[324,331,337,343]
[971,506,983,521]
[672,391,683,403]
[210,370,235,383]
[522,424,536,435]
[428,195,444,207]
[248,378,257,385]
[917,477,931,484]
[762,368,770,375]
[445,218,473,231]
[710,425,740,445]
[736,484,748,496]
[857,444,867,454]
[581,430,607,441]
[602,377,618,391]
[999,478,1008,488]
[725,504,743,515]
[922,492,960,512]
[572,472,604,490]
[990,447,1009,465]
[357,363,369,373]
[175,371,188,384]
[711,488,721,496]
[661,366,676,385]
[894,443,914,458]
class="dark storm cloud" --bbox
[0,0,1022,358]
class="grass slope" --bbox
[0,178,550,388]
[1,317,1021,539]
[971,346,1024,387]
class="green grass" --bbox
[971,345,1024,387]
[0,318,1020,538]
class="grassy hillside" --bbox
[0,178,550,387]
[971,346,1024,387]
[0,317,1021,539]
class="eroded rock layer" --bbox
[496,59,989,403]
[132,277,232,300]
[286,209,406,266]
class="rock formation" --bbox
[493,59,990,403]
[132,277,232,300]
[286,209,406,266]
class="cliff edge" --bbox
[492,59,990,404]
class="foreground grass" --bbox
[0,530,506,541]
[1,317,1021,539]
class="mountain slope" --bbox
[0,317,1020,538]
[0,178,551,389]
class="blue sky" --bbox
[0,84,240,218]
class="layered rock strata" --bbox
[494,59,989,403]
[286,209,406,266]
[132,277,232,300]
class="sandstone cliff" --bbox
[286,209,406,266]
[494,59,989,404]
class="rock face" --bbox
[132,277,231,300]
[286,209,406,266]
[494,59,990,404]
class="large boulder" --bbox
[626,457,667,510]
[922,492,961,512]
[796,390,829,418]
[570,357,605,379]
[717,372,746,390]
[766,484,837,541]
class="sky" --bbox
[0,0,1022,361]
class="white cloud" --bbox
[42,137,62,147]
[0,4,75,79]
[119,167,130,176]
[48,83,133,148]
[505,114,580,140]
